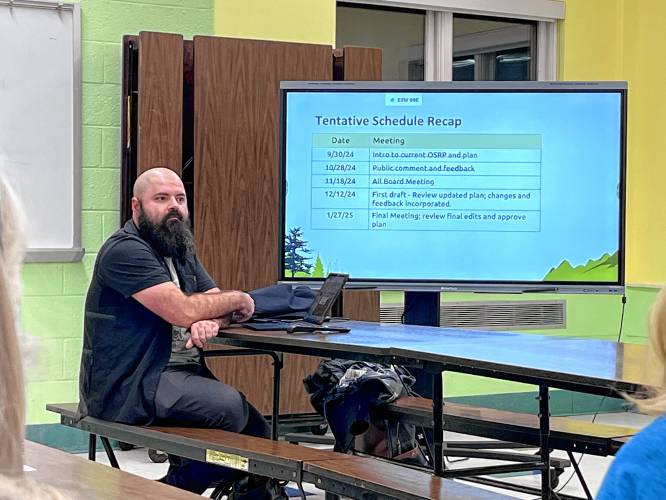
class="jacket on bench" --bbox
[304,360,415,451]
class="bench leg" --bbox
[272,352,283,441]
[433,370,444,476]
[296,481,308,500]
[100,436,120,469]
[88,434,97,461]
[567,451,593,500]
[538,385,552,499]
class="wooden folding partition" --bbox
[120,31,185,221]
[137,32,184,174]
[193,37,333,414]
[336,46,382,80]
[121,34,383,414]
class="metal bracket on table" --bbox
[249,459,308,500]
[308,475,395,500]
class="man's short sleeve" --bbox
[98,239,171,298]
[193,256,216,293]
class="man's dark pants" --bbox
[154,365,270,494]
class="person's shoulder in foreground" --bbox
[597,415,666,499]
[598,287,666,499]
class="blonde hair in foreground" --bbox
[0,174,25,478]
[0,273,23,477]
[0,175,71,498]
[0,474,71,500]
[627,287,666,415]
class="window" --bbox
[452,55,474,81]
[452,15,536,81]
[336,1,559,82]
[336,3,425,81]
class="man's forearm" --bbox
[132,282,254,327]
[180,291,244,325]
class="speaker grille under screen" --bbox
[380,300,566,330]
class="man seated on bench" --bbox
[78,167,285,498]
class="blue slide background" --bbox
[283,91,622,282]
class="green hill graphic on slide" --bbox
[544,251,619,281]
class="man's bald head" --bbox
[133,167,183,199]
[130,167,193,260]
[131,167,188,227]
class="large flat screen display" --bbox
[279,81,626,293]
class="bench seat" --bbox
[381,397,639,456]
[47,403,334,483]
[47,403,511,500]
[303,456,515,500]
[24,440,201,499]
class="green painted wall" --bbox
[21,0,213,426]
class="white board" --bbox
[0,0,82,261]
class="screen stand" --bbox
[403,291,441,398]
[404,291,440,327]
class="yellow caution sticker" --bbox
[205,450,249,471]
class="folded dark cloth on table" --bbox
[249,284,315,319]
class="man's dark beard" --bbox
[137,207,195,262]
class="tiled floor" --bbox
[75,411,654,499]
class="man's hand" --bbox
[214,315,232,329]
[231,291,255,323]
[186,320,221,349]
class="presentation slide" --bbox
[282,90,622,283]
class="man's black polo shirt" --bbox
[78,220,215,424]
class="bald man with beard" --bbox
[78,168,285,498]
